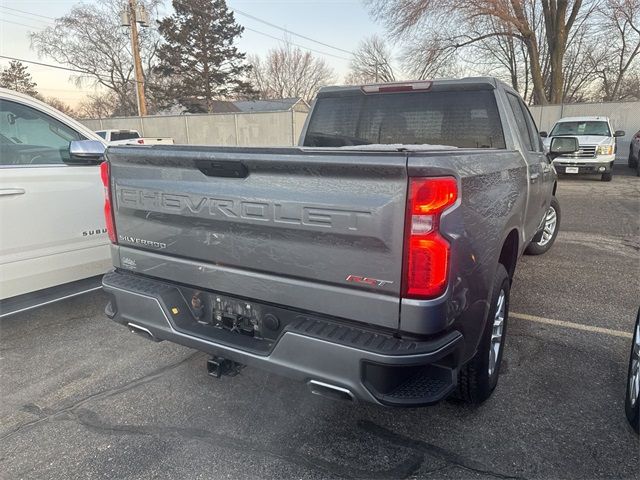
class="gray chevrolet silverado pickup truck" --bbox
[96,78,577,407]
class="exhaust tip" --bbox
[308,380,354,402]
[127,322,159,342]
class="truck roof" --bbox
[317,77,505,96]
[555,116,610,123]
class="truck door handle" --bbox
[0,188,26,196]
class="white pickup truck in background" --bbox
[0,88,111,317]
[541,116,625,182]
[95,129,174,146]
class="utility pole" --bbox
[126,0,147,116]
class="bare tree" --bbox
[30,0,162,116]
[43,97,77,117]
[401,22,465,80]
[248,43,334,102]
[561,20,599,101]
[346,35,396,83]
[76,92,120,119]
[366,0,591,104]
[459,16,532,97]
[590,0,640,100]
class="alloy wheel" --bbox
[629,321,640,408]
[488,289,506,377]
[536,206,557,247]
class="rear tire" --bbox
[625,309,640,434]
[525,197,560,256]
[457,264,510,405]
[629,147,638,169]
[601,172,612,182]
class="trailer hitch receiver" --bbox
[206,356,245,378]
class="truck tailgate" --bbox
[107,146,408,328]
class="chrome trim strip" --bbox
[0,285,102,319]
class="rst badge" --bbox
[345,275,393,288]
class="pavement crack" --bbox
[0,351,202,442]
[67,408,423,480]
[358,420,524,479]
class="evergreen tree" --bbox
[0,61,38,96]
[155,0,253,112]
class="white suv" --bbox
[0,88,110,317]
[541,116,625,182]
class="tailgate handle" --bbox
[196,160,248,178]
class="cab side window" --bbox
[0,99,85,166]
[518,98,543,152]
[506,93,536,152]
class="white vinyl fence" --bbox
[82,100,639,161]
[81,110,309,147]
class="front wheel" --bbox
[525,197,560,255]
[457,264,510,404]
[601,172,613,182]
[625,309,640,434]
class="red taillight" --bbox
[403,177,457,299]
[99,161,117,244]
[137,139,144,144]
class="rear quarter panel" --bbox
[403,150,527,360]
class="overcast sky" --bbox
[0,0,386,106]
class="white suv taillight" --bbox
[402,177,457,299]
[99,161,117,244]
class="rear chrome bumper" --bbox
[102,270,464,407]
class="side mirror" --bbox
[548,136,579,160]
[68,140,106,164]
[539,131,548,138]
[614,130,625,137]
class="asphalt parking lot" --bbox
[1,170,639,480]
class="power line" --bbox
[0,54,148,88]
[0,9,55,25]
[0,18,45,30]
[243,26,351,61]
[0,55,98,76]
[0,6,56,21]
[1,3,355,59]
[231,7,354,56]
[162,5,352,61]
[0,4,353,63]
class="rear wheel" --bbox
[457,264,510,404]
[625,309,640,434]
[525,197,560,255]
